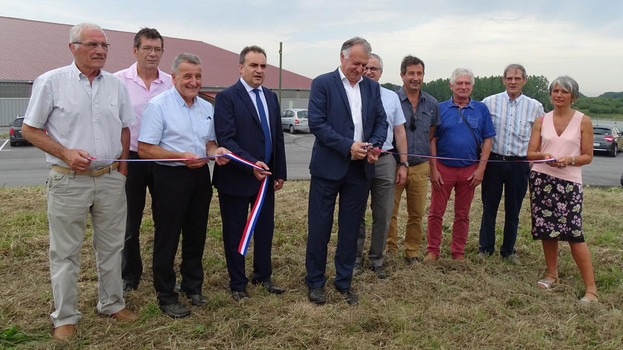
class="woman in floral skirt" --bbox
[526,76,598,302]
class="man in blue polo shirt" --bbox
[425,68,495,262]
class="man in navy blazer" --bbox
[214,46,287,301]
[305,37,388,306]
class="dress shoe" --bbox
[404,256,420,265]
[337,288,359,306]
[53,324,75,340]
[308,287,326,305]
[252,280,285,294]
[353,263,364,276]
[110,308,139,321]
[160,303,191,318]
[123,280,138,294]
[423,253,438,263]
[371,265,387,279]
[187,294,209,306]
[231,290,250,302]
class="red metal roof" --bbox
[0,16,311,90]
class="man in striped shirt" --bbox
[478,64,545,263]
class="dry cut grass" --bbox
[1,182,622,349]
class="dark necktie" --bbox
[253,88,272,162]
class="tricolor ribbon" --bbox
[90,153,268,256]
[238,176,269,256]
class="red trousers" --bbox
[426,162,478,258]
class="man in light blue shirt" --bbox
[478,64,545,263]
[138,53,229,318]
[355,53,408,279]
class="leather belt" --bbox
[379,149,394,157]
[489,152,527,161]
[52,162,119,177]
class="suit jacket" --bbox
[213,80,287,197]
[308,68,388,180]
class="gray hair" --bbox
[549,76,580,101]
[503,63,527,79]
[69,23,104,48]
[369,53,383,70]
[450,67,475,85]
[172,53,202,74]
[341,37,371,58]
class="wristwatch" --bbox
[399,162,409,168]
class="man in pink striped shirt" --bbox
[114,28,172,293]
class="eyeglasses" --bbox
[73,42,110,50]
[140,46,163,54]
[364,67,382,72]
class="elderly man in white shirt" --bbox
[22,22,138,341]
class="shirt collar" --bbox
[451,96,473,109]
[338,67,363,86]
[504,90,525,104]
[240,77,262,93]
[171,86,196,107]
[71,61,102,81]
[128,62,166,85]
[398,86,428,103]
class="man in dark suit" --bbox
[214,45,287,301]
[305,37,388,306]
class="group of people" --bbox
[20,23,597,341]
[22,23,286,340]
[306,38,597,306]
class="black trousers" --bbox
[152,164,212,305]
[122,151,155,285]
[219,186,275,292]
[479,154,530,257]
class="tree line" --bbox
[382,76,623,119]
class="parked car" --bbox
[281,108,309,134]
[593,123,623,157]
[9,116,28,146]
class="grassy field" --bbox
[1,181,622,349]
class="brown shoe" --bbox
[53,324,75,340]
[110,308,138,321]
[423,253,438,263]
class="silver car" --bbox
[593,124,623,157]
[281,108,309,134]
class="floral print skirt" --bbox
[529,170,584,242]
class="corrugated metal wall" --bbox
[1,98,30,126]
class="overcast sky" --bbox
[2,0,622,96]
